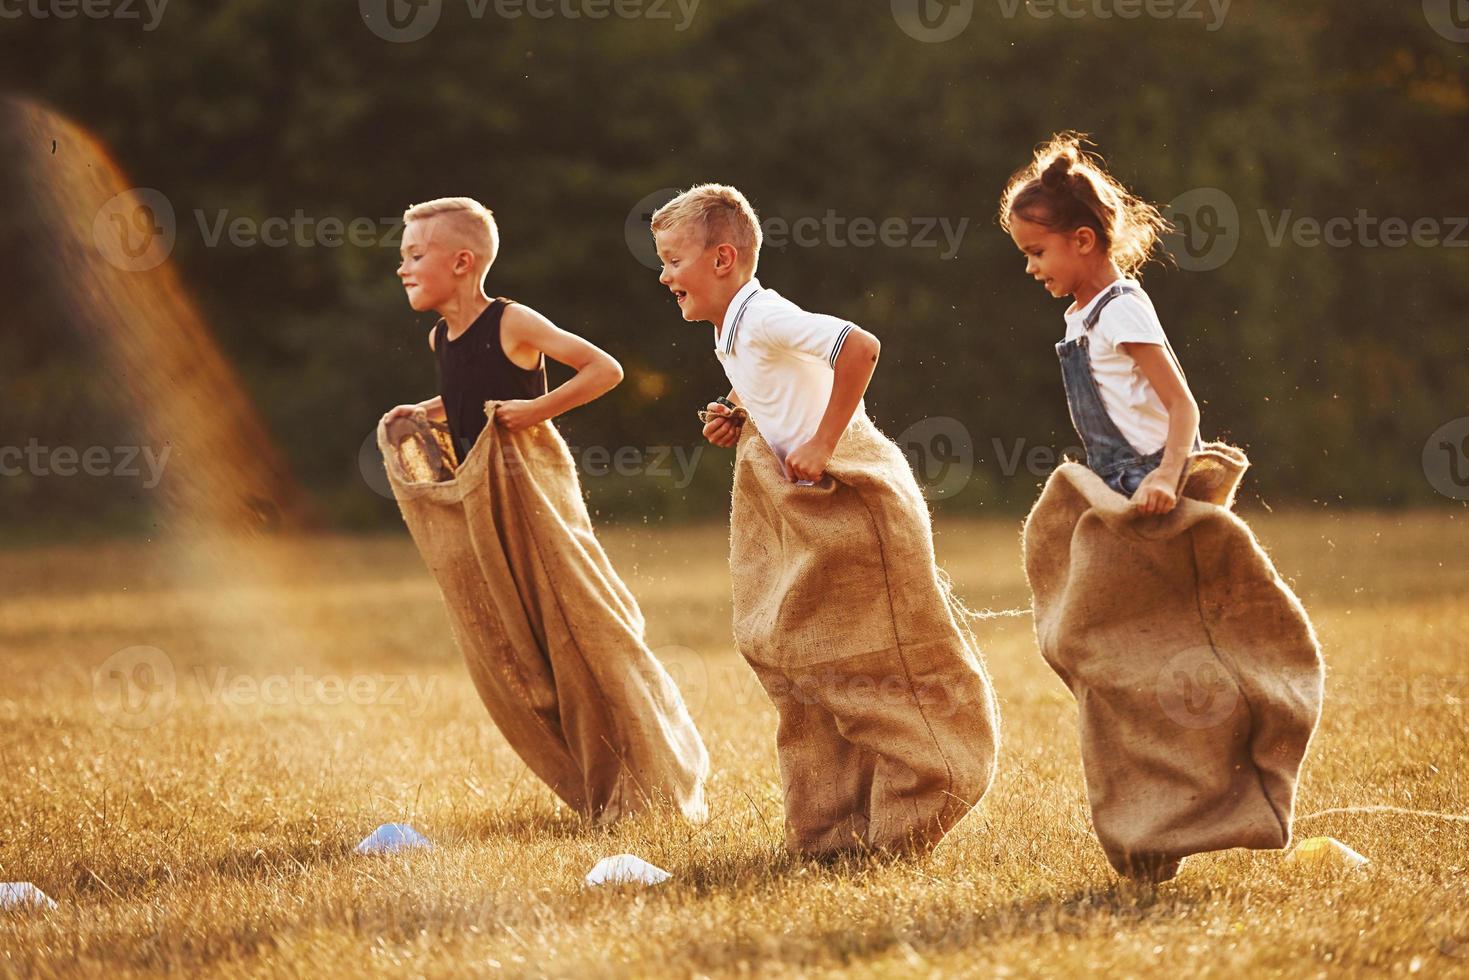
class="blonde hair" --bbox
[999,133,1168,279]
[402,197,500,273]
[650,183,762,271]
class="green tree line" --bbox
[1,0,1466,538]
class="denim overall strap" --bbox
[1055,284,1203,495]
[1055,284,1150,479]
[1051,285,1163,499]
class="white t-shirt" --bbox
[1062,279,1174,456]
[713,278,862,461]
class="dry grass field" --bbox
[1,510,1466,978]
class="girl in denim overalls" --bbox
[1000,134,1201,512]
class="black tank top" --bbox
[434,298,548,461]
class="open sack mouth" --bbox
[384,413,458,484]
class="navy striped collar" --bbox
[718,279,763,355]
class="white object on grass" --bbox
[0,882,57,910]
[1286,836,1369,869]
[584,854,671,887]
[355,823,433,855]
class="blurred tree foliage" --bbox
[1,0,1465,537]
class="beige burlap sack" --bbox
[730,415,1000,857]
[1022,444,1324,879]
[378,405,709,824]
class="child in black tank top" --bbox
[381,206,625,463]
[378,200,709,824]
[432,297,548,462]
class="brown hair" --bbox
[999,133,1168,279]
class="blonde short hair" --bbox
[651,183,762,271]
[402,197,500,273]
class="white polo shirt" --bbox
[713,278,862,460]
[1062,279,1175,456]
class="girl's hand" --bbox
[1132,469,1180,515]
[494,399,547,432]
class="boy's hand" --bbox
[785,437,834,483]
[494,399,548,432]
[701,403,741,448]
[381,404,420,425]
[1132,468,1180,515]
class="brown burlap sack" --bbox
[730,414,999,857]
[1022,444,1324,879]
[378,405,709,824]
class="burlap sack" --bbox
[730,415,999,857]
[378,405,709,824]
[1022,444,1324,878]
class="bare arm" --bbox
[494,304,623,430]
[813,328,880,450]
[1120,342,1200,514]
[415,395,447,422]
[785,327,881,481]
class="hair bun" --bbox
[1040,154,1074,190]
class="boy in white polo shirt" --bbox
[697,272,863,478]
[651,184,998,859]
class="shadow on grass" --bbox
[668,833,983,895]
[652,877,1198,975]
[66,836,367,900]
[450,804,594,844]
